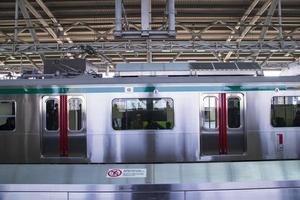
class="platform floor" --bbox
[0,160,299,200]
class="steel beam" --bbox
[259,0,278,42]
[22,53,40,69]
[211,52,223,62]
[35,0,74,44]
[116,52,128,63]
[121,1,129,31]
[172,52,182,62]
[24,0,62,44]
[1,41,299,55]
[226,0,260,42]
[18,0,38,44]
[224,0,272,61]
[35,0,60,28]
[35,0,71,42]
[261,52,275,67]
[277,0,283,46]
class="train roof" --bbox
[0,76,299,87]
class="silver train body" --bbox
[0,75,299,163]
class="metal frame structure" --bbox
[0,0,300,72]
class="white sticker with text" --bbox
[106,168,147,178]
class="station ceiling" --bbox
[0,0,300,72]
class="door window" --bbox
[203,96,218,129]
[228,97,241,128]
[68,98,83,131]
[45,99,59,131]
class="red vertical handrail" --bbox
[223,93,228,154]
[63,95,68,156]
[59,95,64,156]
[59,95,69,157]
[218,93,228,154]
[218,94,223,154]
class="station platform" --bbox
[0,160,299,199]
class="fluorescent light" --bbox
[196,50,205,52]
[161,49,171,52]
[125,50,134,53]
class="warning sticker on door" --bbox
[106,168,147,178]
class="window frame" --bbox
[271,96,300,128]
[111,97,175,131]
[44,97,60,132]
[0,100,16,132]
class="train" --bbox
[0,74,299,163]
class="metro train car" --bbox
[0,74,299,163]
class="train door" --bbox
[200,93,245,156]
[41,95,86,158]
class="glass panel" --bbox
[271,96,300,127]
[112,98,174,130]
[46,99,59,131]
[0,101,15,131]
[68,98,82,131]
[228,97,240,128]
[203,96,218,129]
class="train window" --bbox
[46,99,59,131]
[271,96,300,127]
[112,98,174,130]
[203,96,218,129]
[68,98,82,131]
[228,97,241,128]
[0,101,16,131]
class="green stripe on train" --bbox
[0,85,288,94]
[133,85,288,92]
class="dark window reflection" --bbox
[46,99,59,131]
[271,96,300,127]
[112,98,174,130]
[0,101,16,131]
[228,97,240,128]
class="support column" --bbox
[115,0,122,37]
[141,0,151,36]
[168,0,176,36]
